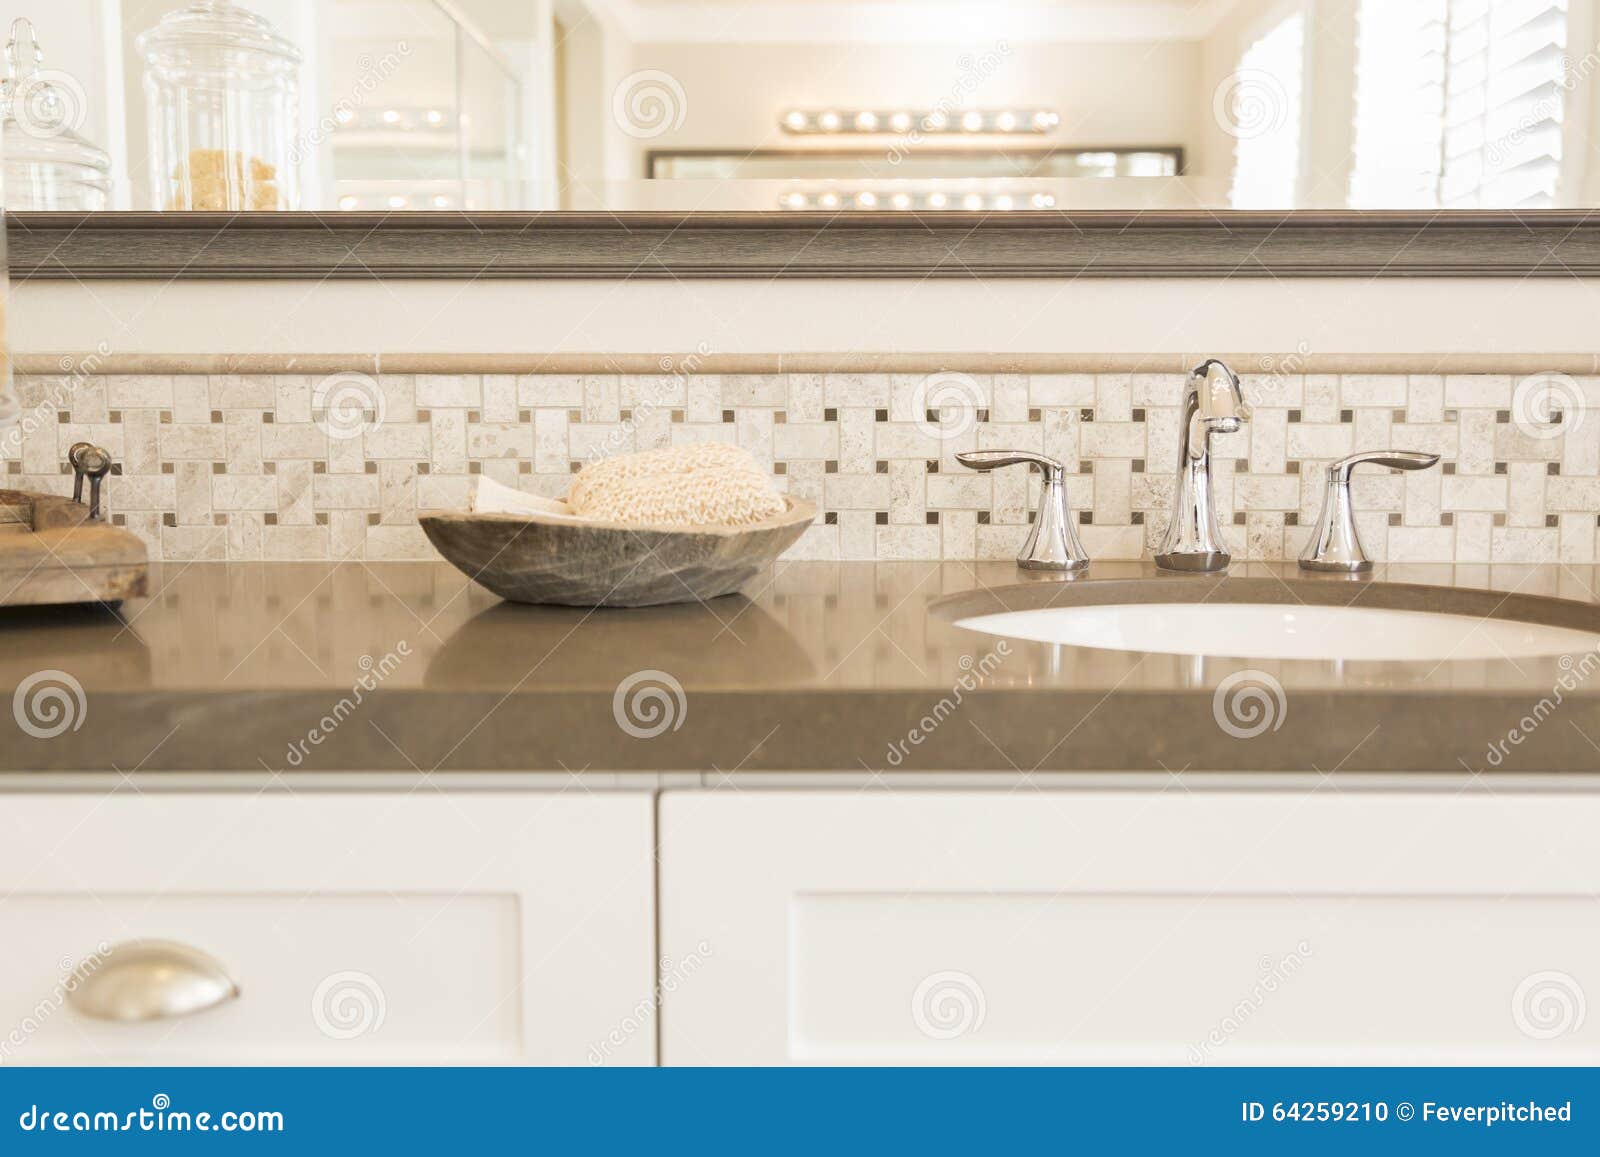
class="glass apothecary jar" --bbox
[137,1,302,211]
[1,19,112,211]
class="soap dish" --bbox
[418,497,816,607]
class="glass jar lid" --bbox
[1,18,112,178]
[137,1,303,67]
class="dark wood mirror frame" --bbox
[9,210,1600,279]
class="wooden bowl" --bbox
[418,497,816,607]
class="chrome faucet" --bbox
[1155,359,1248,572]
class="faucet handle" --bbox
[1327,449,1439,482]
[1300,448,1441,572]
[955,449,1065,481]
[956,449,1088,571]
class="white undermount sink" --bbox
[955,603,1600,662]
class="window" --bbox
[1225,10,1306,209]
[1351,0,1571,208]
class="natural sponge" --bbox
[567,442,787,527]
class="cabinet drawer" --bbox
[0,792,655,1065]
[659,790,1600,1065]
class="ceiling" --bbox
[599,0,1245,43]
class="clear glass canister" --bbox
[1,19,113,211]
[137,1,302,211]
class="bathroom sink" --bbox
[954,602,1600,662]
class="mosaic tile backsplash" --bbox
[6,370,1598,564]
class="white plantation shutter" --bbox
[1351,0,1570,208]
[1442,0,1569,206]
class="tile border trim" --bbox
[19,352,1600,377]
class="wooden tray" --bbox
[0,489,149,607]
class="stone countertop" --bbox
[2,560,1600,773]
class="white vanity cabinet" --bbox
[7,785,1599,1066]
[0,793,656,1065]
[658,790,1600,1065]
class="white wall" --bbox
[13,277,1600,359]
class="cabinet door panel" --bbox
[659,791,1600,1065]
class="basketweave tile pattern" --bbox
[4,370,1597,564]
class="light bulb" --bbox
[385,195,408,209]
[818,111,842,131]
[891,192,912,210]
[381,109,401,125]
[855,111,878,131]
[996,111,1017,131]
[889,112,911,132]
[783,192,807,209]
[994,195,1014,210]
[425,109,444,126]
[962,193,983,210]
[1030,193,1054,209]
[431,194,450,209]
[337,195,359,211]
[927,192,948,209]
[961,111,984,132]
[925,111,948,131]
[819,192,841,208]
[855,191,878,208]
[784,110,807,131]
[1033,110,1057,130]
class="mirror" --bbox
[0,0,1591,213]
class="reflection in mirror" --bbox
[0,0,1591,213]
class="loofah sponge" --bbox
[567,443,787,527]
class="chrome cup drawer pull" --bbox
[66,940,239,1022]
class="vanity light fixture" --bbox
[335,192,457,210]
[779,107,1060,134]
[778,190,1057,212]
[335,106,457,133]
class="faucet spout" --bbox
[1192,357,1247,428]
[1155,359,1246,572]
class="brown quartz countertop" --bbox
[2,560,1600,774]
